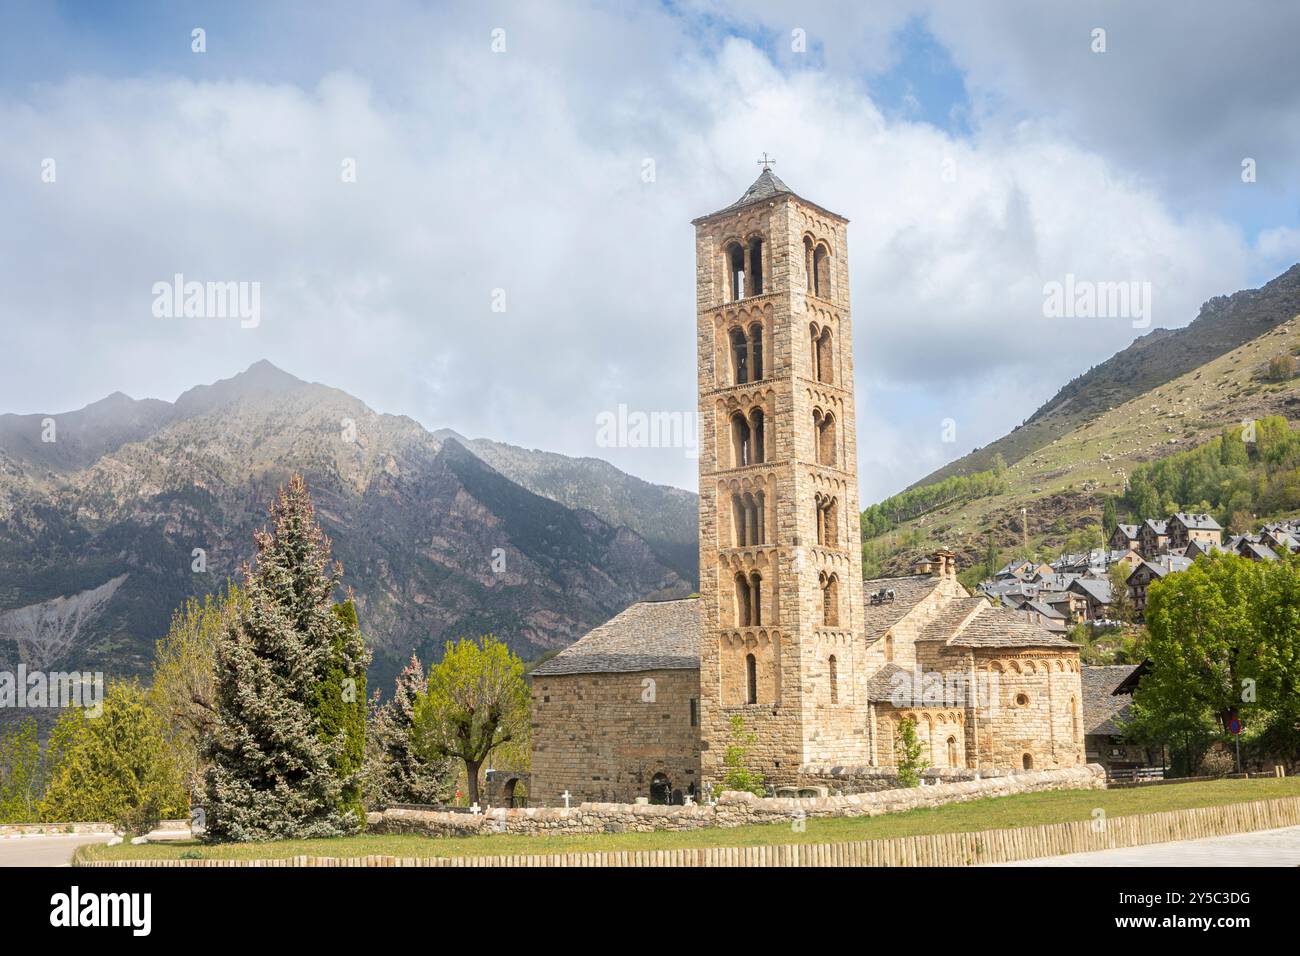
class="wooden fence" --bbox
[78,795,1300,868]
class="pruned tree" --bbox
[412,635,528,807]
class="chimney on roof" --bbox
[932,549,957,578]
[914,558,934,575]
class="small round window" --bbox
[1015,693,1029,707]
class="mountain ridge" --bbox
[0,362,698,701]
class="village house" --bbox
[1109,523,1140,552]
[1081,664,1162,778]
[1166,512,1223,551]
[1126,555,1193,621]
[1137,519,1169,558]
[1067,577,1113,621]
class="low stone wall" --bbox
[797,765,1015,794]
[369,765,1105,839]
[0,820,190,839]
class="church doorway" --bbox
[649,773,672,805]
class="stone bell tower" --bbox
[694,163,867,789]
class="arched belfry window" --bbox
[815,494,839,547]
[813,327,833,384]
[730,412,751,467]
[747,237,764,296]
[732,491,765,547]
[812,242,830,298]
[819,572,839,627]
[828,655,838,704]
[746,653,758,705]
[749,408,765,464]
[727,242,747,301]
[730,328,749,384]
[813,410,836,466]
[750,572,762,626]
[747,323,764,381]
[803,235,815,292]
[735,572,752,627]
[731,324,763,385]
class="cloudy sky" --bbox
[3,1,1299,502]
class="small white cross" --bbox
[470,802,481,815]
[562,790,572,809]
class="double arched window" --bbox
[731,491,766,547]
[726,237,765,302]
[803,236,831,298]
[730,323,764,385]
[735,571,762,627]
[730,409,765,467]
[814,493,838,547]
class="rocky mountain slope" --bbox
[440,431,698,581]
[912,264,1300,490]
[867,308,1300,575]
[0,362,695,696]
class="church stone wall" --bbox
[971,653,1085,770]
[529,668,701,806]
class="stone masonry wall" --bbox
[370,765,1104,838]
[529,668,701,806]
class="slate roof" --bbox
[918,596,988,643]
[530,598,700,676]
[1081,665,1139,736]
[865,662,908,702]
[1241,542,1279,562]
[944,604,1077,648]
[691,169,847,224]
[1173,512,1222,531]
[1069,577,1113,605]
[863,574,940,642]
[1114,524,1139,539]
[1143,519,1168,535]
[1022,599,1065,619]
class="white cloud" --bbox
[0,5,1276,507]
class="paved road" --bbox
[993,824,1300,866]
[0,830,190,867]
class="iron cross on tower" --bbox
[757,152,775,171]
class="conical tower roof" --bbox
[691,166,846,224]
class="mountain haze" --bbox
[0,362,696,698]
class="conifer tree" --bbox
[202,476,362,842]
[368,655,455,806]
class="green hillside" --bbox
[863,313,1300,577]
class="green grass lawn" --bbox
[78,777,1300,863]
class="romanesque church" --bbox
[529,169,1085,805]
